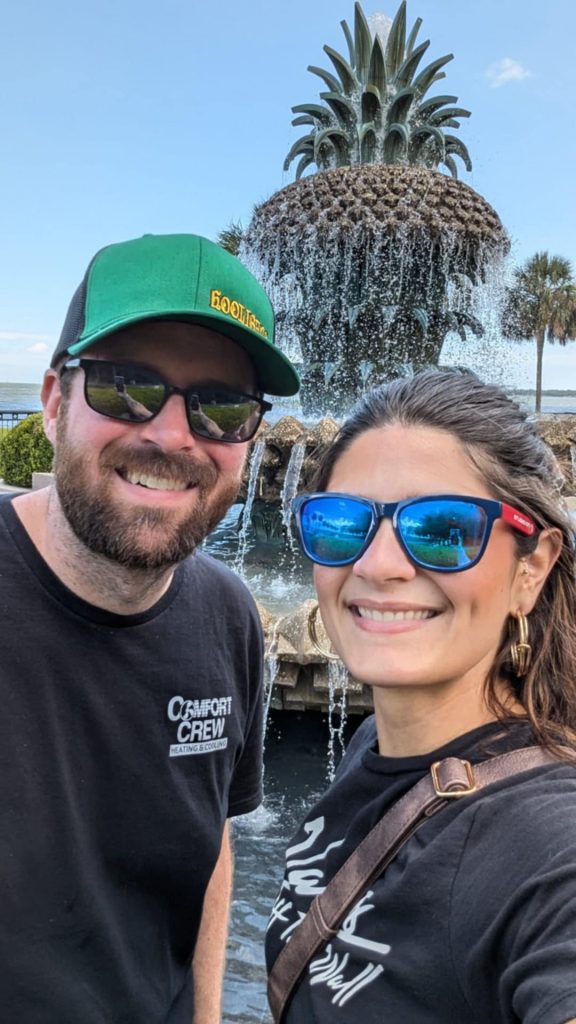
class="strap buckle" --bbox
[430,758,477,799]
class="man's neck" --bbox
[12,487,176,615]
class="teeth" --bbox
[125,471,188,492]
[356,608,435,622]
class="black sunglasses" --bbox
[292,492,536,573]
[60,358,272,443]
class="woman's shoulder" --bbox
[335,715,378,776]
[463,758,576,870]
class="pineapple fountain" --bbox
[242,0,510,414]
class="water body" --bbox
[0,383,43,411]
[224,711,360,1023]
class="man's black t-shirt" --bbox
[266,716,576,1024]
[0,497,264,1023]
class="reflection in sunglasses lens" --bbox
[302,497,372,563]
[398,500,486,569]
[188,398,260,441]
[86,363,164,421]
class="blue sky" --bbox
[1,0,575,388]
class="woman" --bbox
[266,367,576,1023]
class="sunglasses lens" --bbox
[187,393,262,443]
[82,364,263,442]
[397,499,487,570]
[298,496,373,565]
[85,363,164,421]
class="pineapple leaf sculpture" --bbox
[285,2,471,180]
[242,2,509,413]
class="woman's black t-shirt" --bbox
[266,717,576,1024]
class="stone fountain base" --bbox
[259,599,373,715]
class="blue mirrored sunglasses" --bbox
[292,493,536,573]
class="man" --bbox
[0,233,299,1023]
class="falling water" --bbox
[326,660,349,782]
[280,442,306,546]
[263,619,281,744]
[442,254,526,390]
[234,442,265,575]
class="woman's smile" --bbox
[348,600,442,631]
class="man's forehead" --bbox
[89,320,258,382]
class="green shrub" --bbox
[0,413,54,488]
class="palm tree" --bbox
[503,253,576,412]
[216,221,244,257]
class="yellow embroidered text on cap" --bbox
[209,289,269,338]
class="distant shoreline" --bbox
[510,390,576,398]
[2,384,575,397]
[1,383,575,419]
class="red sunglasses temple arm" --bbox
[501,503,536,536]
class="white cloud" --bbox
[485,58,533,88]
[26,342,50,354]
[0,331,55,343]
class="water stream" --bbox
[327,660,350,782]
[280,442,306,549]
[234,442,266,575]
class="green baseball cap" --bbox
[51,233,300,397]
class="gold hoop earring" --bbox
[307,603,340,662]
[510,611,532,677]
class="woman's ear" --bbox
[41,369,62,447]
[515,529,563,614]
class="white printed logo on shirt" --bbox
[166,694,232,757]
[268,816,390,1008]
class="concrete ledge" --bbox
[0,481,28,494]
[32,472,54,490]
[0,473,54,493]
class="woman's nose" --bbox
[352,519,417,582]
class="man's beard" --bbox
[53,418,242,570]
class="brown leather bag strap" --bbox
[267,746,556,1024]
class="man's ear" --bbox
[515,528,563,614]
[41,369,62,446]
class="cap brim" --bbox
[69,311,300,397]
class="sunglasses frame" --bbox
[292,492,536,573]
[60,358,272,444]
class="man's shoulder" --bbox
[0,492,15,517]
[182,549,259,608]
[0,494,22,550]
